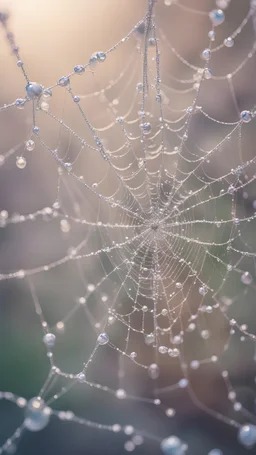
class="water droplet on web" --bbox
[58,76,70,87]
[124,425,134,435]
[148,37,156,47]
[204,68,212,79]
[178,378,188,388]
[25,140,35,151]
[160,436,187,455]
[209,9,225,26]
[140,122,151,134]
[224,37,234,47]
[60,219,70,233]
[15,98,26,109]
[43,88,52,98]
[64,162,72,171]
[77,372,85,383]
[96,51,106,62]
[145,333,155,345]
[74,65,85,75]
[16,156,26,169]
[190,360,199,370]
[26,82,43,98]
[199,286,208,296]
[87,283,95,292]
[24,398,51,432]
[40,101,49,112]
[116,389,126,399]
[208,450,223,455]
[43,333,56,348]
[166,408,176,417]
[201,330,210,340]
[148,363,159,379]
[201,48,211,61]
[56,321,65,333]
[241,271,252,285]
[97,332,109,345]
[130,352,137,359]
[208,30,215,40]
[238,424,256,448]
[240,110,252,123]
[124,441,135,452]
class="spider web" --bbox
[1,0,256,454]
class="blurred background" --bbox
[1,0,256,454]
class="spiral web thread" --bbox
[1,0,256,453]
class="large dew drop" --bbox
[148,363,159,379]
[160,436,187,455]
[97,332,109,345]
[24,398,51,432]
[241,271,252,285]
[238,424,256,448]
[26,82,43,99]
[209,9,225,26]
[208,450,223,455]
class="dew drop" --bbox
[60,219,70,233]
[199,286,208,296]
[24,398,51,432]
[43,89,52,98]
[56,321,65,333]
[166,408,176,417]
[16,156,26,169]
[241,271,252,285]
[136,82,143,92]
[204,68,212,79]
[160,436,186,455]
[15,98,26,109]
[238,424,256,448]
[145,333,155,345]
[97,332,109,345]
[74,65,85,74]
[64,162,72,171]
[140,122,151,135]
[201,49,211,61]
[178,378,188,388]
[43,333,56,348]
[96,51,106,62]
[25,140,35,151]
[240,110,252,123]
[148,363,159,379]
[89,54,98,67]
[40,101,49,112]
[77,372,85,383]
[58,76,70,87]
[209,9,225,26]
[26,82,43,98]
[116,389,126,399]
[224,37,234,47]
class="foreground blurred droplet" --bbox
[24,398,51,432]
[160,436,187,455]
[238,424,256,448]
